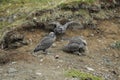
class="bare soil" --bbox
[0,1,120,79]
[0,18,120,80]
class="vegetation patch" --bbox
[65,69,103,80]
[58,0,96,10]
[111,41,120,49]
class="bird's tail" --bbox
[33,48,40,53]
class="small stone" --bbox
[36,72,42,76]
[57,66,60,68]
[52,43,56,48]
[40,59,44,62]
[55,55,59,59]
[33,17,37,20]
[90,34,94,37]
[8,68,17,73]
[11,62,17,64]
[86,67,94,71]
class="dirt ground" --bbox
[0,0,120,80]
[0,18,120,80]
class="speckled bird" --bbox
[33,32,56,54]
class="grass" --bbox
[65,69,103,80]
[0,0,97,32]
[58,0,96,8]
[111,41,120,49]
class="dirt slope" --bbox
[0,0,120,80]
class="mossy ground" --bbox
[0,1,120,80]
[65,69,103,80]
[0,0,97,27]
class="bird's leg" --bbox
[80,52,86,56]
[73,51,82,56]
[43,50,49,54]
[79,47,87,56]
[31,52,38,57]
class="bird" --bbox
[63,42,82,55]
[49,21,80,35]
[33,32,56,55]
[69,36,87,46]
[63,36,87,55]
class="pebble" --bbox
[8,68,17,73]
[36,72,42,76]
[40,59,44,62]
[11,62,17,64]
[55,55,59,59]
[86,67,94,71]
[52,43,56,48]
[57,66,60,69]
[90,34,94,37]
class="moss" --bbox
[0,0,97,33]
[65,69,103,80]
[111,41,120,49]
[58,0,96,9]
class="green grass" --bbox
[111,41,120,49]
[0,0,96,31]
[65,69,103,80]
[58,0,96,7]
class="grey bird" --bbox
[49,21,80,35]
[63,36,87,55]
[69,36,87,46]
[33,32,56,54]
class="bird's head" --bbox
[49,32,56,38]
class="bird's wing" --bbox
[34,37,54,52]
[40,37,54,48]
[68,43,80,50]
[49,22,61,27]
[54,26,63,34]
[70,36,86,44]
[64,21,83,29]
[63,43,79,52]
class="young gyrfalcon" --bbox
[33,32,56,54]
[63,36,87,55]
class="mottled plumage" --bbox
[63,43,80,52]
[49,21,80,35]
[63,36,87,55]
[33,32,56,54]
[69,36,87,46]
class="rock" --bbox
[8,68,17,73]
[86,67,94,71]
[0,30,28,49]
[52,43,57,48]
[55,55,59,59]
[40,59,44,62]
[36,72,42,76]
